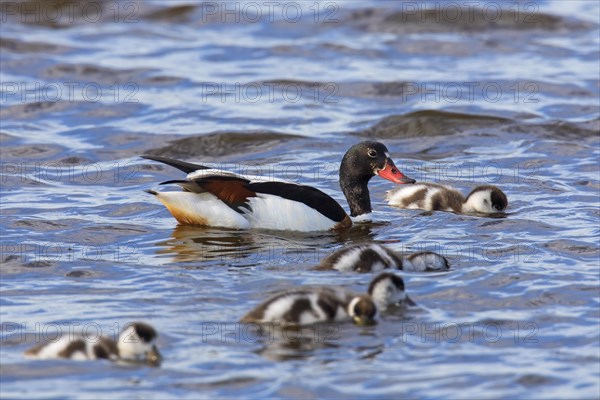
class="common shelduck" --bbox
[25,322,161,365]
[316,243,449,272]
[240,272,412,326]
[142,141,415,232]
[386,183,507,214]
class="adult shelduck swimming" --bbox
[316,243,449,272]
[25,322,161,366]
[386,183,507,215]
[143,141,415,232]
[240,272,413,327]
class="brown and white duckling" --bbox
[386,183,507,214]
[317,243,449,272]
[142,141,415,232]
[368,272,416,309]
[240,273,412,326]
[241,288,377,326]
[25,322,161,366]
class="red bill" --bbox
[377,159,416,184]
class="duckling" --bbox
[386,183,507,214]
[25,322,161,366]
[316,243,449,272]
[240,288,377,326]
[403,251,449,272]
[240,272,412,327]
[368,272,415,309]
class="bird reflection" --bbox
[153,222,378,266]
[248,323,383,362]
[250,323,341,362]
[154,225,255,264]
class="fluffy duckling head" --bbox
[117,322,161,365]
[367,273,415,310]
[463,185,507,214]
[347,295,378,326]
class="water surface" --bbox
[1,1,599,399]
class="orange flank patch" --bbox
[159,199,208,226]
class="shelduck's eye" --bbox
[367,149,377,158]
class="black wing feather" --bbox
[141,156,209,174]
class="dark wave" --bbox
[346,6,596,34]
[144,131,305,159]
[43,64,150,85]
[358,110,599,139]
[0,37,71,53]
[358,110,511,138]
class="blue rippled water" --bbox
[1,1,599,399]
